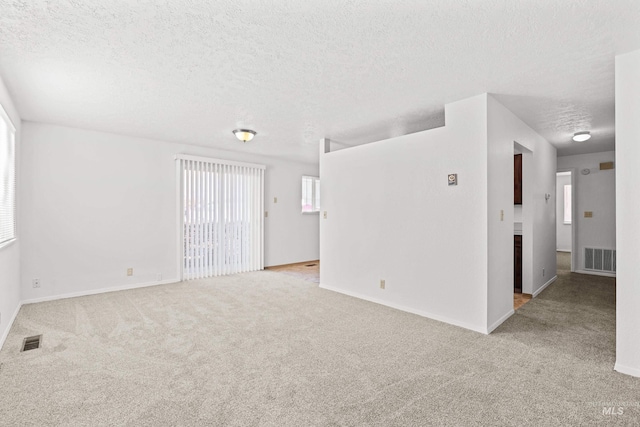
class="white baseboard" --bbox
[0,302,23,351]
[533,275,558,298]
[487,309,514,334]
[21,278,180,305]
[574,269,616,278]
[614,362,640,378]
[319,283,489,334]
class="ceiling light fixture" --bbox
[233,129,256,143]
[572,131,591,142]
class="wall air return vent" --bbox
[584,248,616,273]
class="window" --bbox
[563,184,572,224]
[0,103,16,246]
[301,175,320,213]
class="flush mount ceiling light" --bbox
[572,131,591,142]
[233,129,256,143]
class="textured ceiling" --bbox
[0,1,639,163]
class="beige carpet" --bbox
[0,264,637,426]
[557,251,571,272]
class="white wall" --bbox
[319,94,555,334]
[320,94,489,333]
[557,151,616,272]
[555,173,572,252]
[615,49,640,377]
[0,75,21,348]
[487,96,557,311]
[20,122,319,302]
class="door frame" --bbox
[556,168,578,272]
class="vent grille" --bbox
[584,248,616,273]
[21,335,42,352]
[305,263,317,267]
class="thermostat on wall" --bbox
[448,173,458,186]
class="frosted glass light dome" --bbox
[572,131,591,142]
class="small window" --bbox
[0,103,16,246]
[563,184,572,224]
[301,175,320,213]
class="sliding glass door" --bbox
[177,155,264,280]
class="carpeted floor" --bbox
[0,260,637,426]
[557,251,571,272]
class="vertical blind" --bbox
[177,155,265,280]
[0,104,16,246]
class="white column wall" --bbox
[487,96,557,328]
[615,49,640,377]
[320,94,490,333]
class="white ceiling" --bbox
[1,1,639,164]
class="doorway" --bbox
[556,171,573,272]
[514,143,533,310]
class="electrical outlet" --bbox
[323,211,327,219]
[265,211,269,218]
[157,273,162,281]
[274,197,278,203]
[127,268,133,276]
[32,278,40,288]
[380,279,385,290]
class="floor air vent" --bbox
[305,264,317,267]
[21,335,42,352]
[584,248,616,273]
